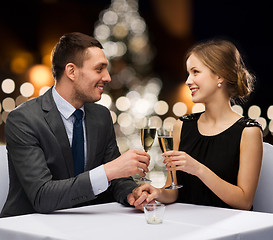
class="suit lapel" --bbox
[84,104,98,170]
[42,88,74,177]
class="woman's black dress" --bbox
[176,112,262,208]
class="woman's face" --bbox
[186,54,221,103]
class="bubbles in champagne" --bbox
[158,137,173,153]
[141,128,156,152]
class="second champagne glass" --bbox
[157,128,183,190]
[138,128,156,182]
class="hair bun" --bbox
[236,66,255,97]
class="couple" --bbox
[1,32,262,218]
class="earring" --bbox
[217,82,222,88]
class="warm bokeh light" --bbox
[148,116,162,128]
[177,83,194,113]
[42,54,52,68]
[1,78,15,94]
[112,23,129,39]
[102,10,118,25]
[145,78,162,95]
[173,102,187,117]
[232,104,244,115]
[96,93,112,108]
[248,105,261,119]
[192,103,205,113]
[1,111,9,123]
[110,111,117,124]
[269,120,273,134]
[15,96,28,107]
[126,91,140,104]
[28,65,54,90]
[115,42,127,57]
[10,52,33,74]
[127,133,142,150]
[163,117,176,130]
[131,18,146,35]
[154,100,169,115]
[116,96,130,111]
[256,117,267,130]
[94,24,111,40]
[103,41,127,58]
[120,124,135,136]
[153,0,192,38]
[39,86,51,96]
[40,42,56,68]
[103,41,118,58]
[20,82,35,97]
[267,105,273,120]
[134,117,147,129]
[118,112,133,128]
[132,98,151,116]
[116,136,129,153]
[128,36,147,53]
[2,97,15,112]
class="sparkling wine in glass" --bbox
[157,128,183,190]
[138,128,156,182]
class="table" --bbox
[0,202,273,240]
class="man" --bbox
[1,32,149,217]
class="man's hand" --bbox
[127,191,149,211]
[104,149,150,181]
[127,183,159,211]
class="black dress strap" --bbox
[179,112,203,122]
[237,117,263,132]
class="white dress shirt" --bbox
[52,87,108,195]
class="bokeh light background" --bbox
[1,0,273,186]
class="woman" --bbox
[129,39,263,210]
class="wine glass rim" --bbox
[157,128,173,136]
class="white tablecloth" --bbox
[0,202,273,240]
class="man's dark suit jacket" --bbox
[1,88,137,217]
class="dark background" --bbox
[0,0,273,143]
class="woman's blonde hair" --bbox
[185,40,255,101]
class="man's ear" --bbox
[64,63,77,81]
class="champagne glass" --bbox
[137,127,156,182]
[157,128,183,190]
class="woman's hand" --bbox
[163,150,203,177]
[127,183,160,211]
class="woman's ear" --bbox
[218,75,224,84]
[217,75,224,88]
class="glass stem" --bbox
[170,170,175,184]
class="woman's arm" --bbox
[164,126,263,210]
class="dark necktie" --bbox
[72,109,84,176]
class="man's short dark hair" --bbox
[52,32,103,81]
